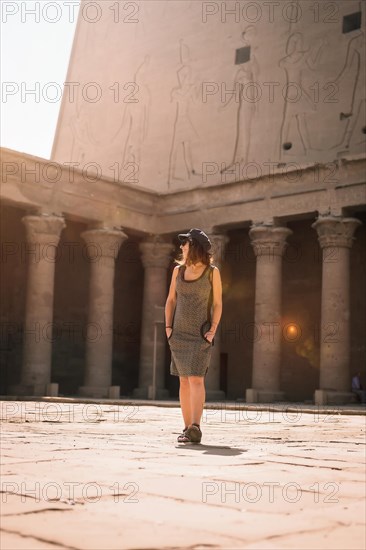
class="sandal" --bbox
[177,427,190,443]
[185,423,202,444]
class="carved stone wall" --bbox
[52,0,366,192]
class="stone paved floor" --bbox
[0,401,365,550]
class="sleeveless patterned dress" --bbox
[169,264,215,377]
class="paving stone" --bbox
[0,401,365,549]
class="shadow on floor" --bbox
[175,444,247,456]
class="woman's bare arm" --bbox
[165,265,179,336]
[205,267,223,341]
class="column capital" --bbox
[22,214,65,245]
[249,224,293,257]
[312,216,362,248]
[139,237,174,269]
[81,228,128,260]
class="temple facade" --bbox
[1,0,365,404]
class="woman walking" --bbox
[165,228,222,443]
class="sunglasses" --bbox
[180,238,192,246]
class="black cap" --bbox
[178,228,212,251]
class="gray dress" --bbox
[169,264,215,377]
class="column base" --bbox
[78,385,120,399]
[246,388,286,403]
[314,389,358,405]
[7,384,55,396]
[46,383,59,397]
[206,390,226,402]
[8,384,36,396]
[108,386,120,399]
[133,387,169,400]
[147,386,170,400]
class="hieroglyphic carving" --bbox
[69,99,99,166]
[279,32,325,158]
[167,40,200,186]
[221,26,259,173]
[112,56,151,179]
[333,30,365,150]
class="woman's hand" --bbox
[166,327,173,339]
[204,331,215,343]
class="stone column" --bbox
[79,228,127,398]
[246,224,292,403]
[205,233,229,401]
[133,237,174,399]
[312,215,362,405]
[14,214,65,396]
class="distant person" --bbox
[351,372,366,404]
[165,229,222,444]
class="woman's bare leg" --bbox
[188,376,205,426]
[179,376,191,428]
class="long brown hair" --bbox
[175,239,213,266]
